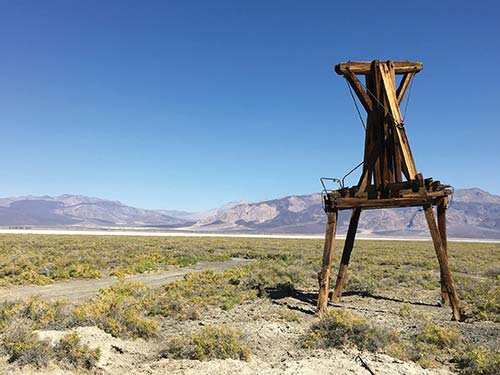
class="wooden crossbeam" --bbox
[335,61,423,75]
[396,72,415,104]
[344,70,372,112]
[327,196,432,210]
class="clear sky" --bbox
[1,0,499,211]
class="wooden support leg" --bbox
[437,198,450,306]
[332,208,361,302]
[317,210,338,315]
[423,205,461,321]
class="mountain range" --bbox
[1,189,499,239]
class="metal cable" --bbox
[403,68,416,121]
[345,78,366,131]
[346,67,400,126]
[341,160,364,188]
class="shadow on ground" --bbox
[266,285,442,315]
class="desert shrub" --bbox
[0,297,75,333]
[344,272,377,294]
[54,331,100,370]
[160,325,251,361]
[0,235,237,286]
[0,301,18,331]
[151,268,257,320]
[74,281,157,338]
[8,270,52,286]
[151,261,309,321]
[458,277,500,322]
[406,321,463,368]
[53,264,101,280]
[417,321,462,349]
[238,260,311,296]
[0,318,53,367]
[8,297,74,330]
[454,346,500,375]
[278,308,301,322]
[302,309,398,353]
[399,303,414,318]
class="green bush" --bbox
[416,321,462,349]
[53,264,101,280]
[74,281,157,338]
[399,303,414,318]
[407,321,462,368]
[0,297,75,331]
[302,309,398,353]
[454,346,500,375]
[238,260,311,296]
[54,331,100,370]
[8,270,52,286]
[151,268,257,320]
[0,318,53,367]
[160,325,251,361]
[458,278,500,322]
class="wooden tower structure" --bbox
[317,60,462,321]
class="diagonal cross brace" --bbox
[378,62,417,179]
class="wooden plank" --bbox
[383,64,396,187]
[344,70,372,112]
[325,193,450,211]
[423,205,461,321]
[371,66,382,191]
[317,211,338,315]
[396,72,415,105]
[437,197,450,306]
[356,70,376,197]
[394,139,404,182]
[378,62,418,179]
[335,61,423,75]
[331,197,430,210]
[332,208,361,302]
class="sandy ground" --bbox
[1,296,463,375]
[1,228,499,243]
[0,245,497,374]
[0,258,253,302]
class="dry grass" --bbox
[0,234,498,373]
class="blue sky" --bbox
[0,0,499,211]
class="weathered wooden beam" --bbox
[372,61,385,191]
[396,72,415,105]
[335,61,423,75]
[423,205,461,321]
[325,192,450,211]
[344,70,372,112]
[379,62,418,179]
[437,197,450,306]
[317,211,338,315]
[332,208,361,302]
[383,65,397,187]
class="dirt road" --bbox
[0,258,253,302]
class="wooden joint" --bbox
[335,61,423,75]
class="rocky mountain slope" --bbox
[189,188,500,239]
[0,189,499,238]
[0,194,187,227]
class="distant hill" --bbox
[0,189,499,239]
[0,194,188,227]
[187,188,500,239]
